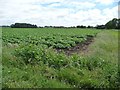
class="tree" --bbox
[10,23,37,28]
[77,25,86,28]
[105,18,120,29]
[87,25,94,28]
[96,25,105,29]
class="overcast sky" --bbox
[0,0,119,26]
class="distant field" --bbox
[2,28,100,49]
[2,28,119,88]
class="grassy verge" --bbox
[2,30,119,88]
[0,27,2,89]
[80,30,119,87]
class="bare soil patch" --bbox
[56,36,94,55]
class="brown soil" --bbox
[55,36,94,56]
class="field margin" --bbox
[0,27,2,89]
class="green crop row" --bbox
[2,28,119,88]
[2,28,98,49]
[13,44,119,88]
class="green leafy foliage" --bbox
[2,28,98,49]
[2,28,119,88]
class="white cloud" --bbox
[69,1,96,9]
[95,0,116,5]
[0,0,118,26]
[103,6,118,18]
[47,1,96,10]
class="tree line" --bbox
[93,18,120,29]
[1,18,120,29]
[10,23,37,28]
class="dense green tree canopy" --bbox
[11,23,37,28]
[105,18,120,29]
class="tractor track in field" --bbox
[56,36,94,56]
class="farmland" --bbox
[2,28,99,49]
[2,28,119,88]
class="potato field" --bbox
[2,28,119,88]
